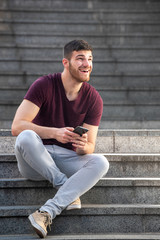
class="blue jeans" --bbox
[15,130,109,219]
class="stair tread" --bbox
[1,58,160,62]
[1,30,160,36]
[1,8,160,13]
[1,43,160,49]
[1,204,160,217]
[1,233,160,240]
[1,177,160,188]
[2,128,160,136]
[2,19,160,23]
[0,70,160,76]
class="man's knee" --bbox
[97,154,109,175]
[15,130,39,150]
[90,154,109,177]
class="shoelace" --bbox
[40,211,52,231]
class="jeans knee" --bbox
[15,130,39,150]
[96,154,109,176]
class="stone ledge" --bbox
[2,153,160,162]
[1,178,160,188]
[1,204,160,217]
[0,233,160,240]
[1,129,160,153]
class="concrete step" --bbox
[102,104,160,122]
[1,9,160,22]
[0,58,160,74]
[3,88,160,105]
[1,20,160,34]
[100,90,160,105]
[1,178,160,205]
[1,233,160,240]
[0,32,160,46]
[1,45,160,60]
[1,204,160,235]
[2,103,160,122]
[1,129,160,154]
[100,120,160,130]
[2,153,160,178]
[0,72,160,90]
[1,0,160,11]
[2,84,160,100]
[2,120,160,131]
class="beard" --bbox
[68,62,92,83]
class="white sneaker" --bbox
[66,198,81,211]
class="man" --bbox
[12,39,109,238]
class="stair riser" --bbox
[0,90,26,103]
[0,106,17,121]
[0,35,159,46]
[2,89,160,105]
[1,74,160,90]
[1,185,160,205]
[1,22,160,34]
[102,105,160,122]
[4,119,160,130]
[0,60,159,74]
[1,131,160,154]
[1,0,160,10]
[1,10,160,22]
[0,214,160,235]
[99,91,160,104]
[2,160,160,178]
[2,105,160,122]
[1,47,160,60]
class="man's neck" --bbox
[61,71,83,101]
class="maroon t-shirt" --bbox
[24,73,103,150]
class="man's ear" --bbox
[62,58,69,68]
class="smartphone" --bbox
[73,126,89,136]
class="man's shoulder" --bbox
[83,82,101,97]
[36,73,60,83]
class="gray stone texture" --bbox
[0,0,160,128]
[1,0,160,239]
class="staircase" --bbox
[0,0,160,128]
[1,0,160,239]
[1,129,160,239]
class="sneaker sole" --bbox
[66,204,81,211]
[28,214,47,238]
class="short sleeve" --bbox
[24,76,47,108]
[84,91,103,126]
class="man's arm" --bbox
[71,123,98,155]
[11,99,74,143]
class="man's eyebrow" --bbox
[76,54,93,58]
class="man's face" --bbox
[68,50,93,83]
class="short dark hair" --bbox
[63,39,93,59]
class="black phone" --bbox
[73,126,89,136]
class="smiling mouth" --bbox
[80,69,89,73]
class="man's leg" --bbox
[15,130,70,238]
[15,130,68,188]
[15,130,109,237]
[39,145,109,219]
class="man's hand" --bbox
[55,127,75,144]
[71,133,88,152]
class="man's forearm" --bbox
[11,120,58,139]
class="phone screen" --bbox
[73,126,89,136]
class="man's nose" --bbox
[83,59,91,67]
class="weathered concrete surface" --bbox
[1,129,160,154]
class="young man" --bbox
[12,39,109,238]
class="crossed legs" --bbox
[15,130,109,219]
